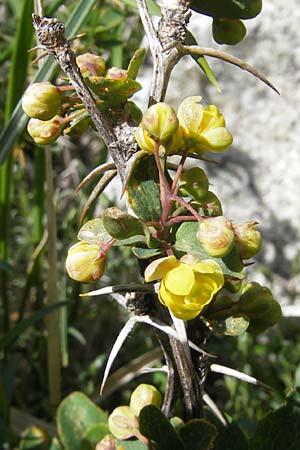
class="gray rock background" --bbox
[134,1,300,307]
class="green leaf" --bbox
[102,207,146,240]
[249,397,300,450]
[57,392,107,450]
[87,77,142,101]
[213,315,250,336]
[122,0,161,16]
[18,426,50,450]
[127,48,147,79]
[174,222,244,279]
[80,423,110,450]
[191,0,262,20]
[214,422,249,450]
[132,247,161,259]
[212,18,247,45]
[116,441,148,450]
[185,31,220,92]
[179,419,218,450]
[77,218,112,245]
[139,405,184,450]
[0,0,97,166]
[126,156,162,222]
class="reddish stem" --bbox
[98,238,116,259]
[170,195,203,221]
[166,215,198,226]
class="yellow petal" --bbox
[144,255,178,282]
[159,282,200,320]
[201,127,233,152]
[164,264,195,295]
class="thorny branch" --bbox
[32,14,137,186]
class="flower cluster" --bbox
[135,96,233,156]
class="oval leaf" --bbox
[77,218,112,245]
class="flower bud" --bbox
[22,82,62,120]
[129,384,162,417]
[65,241,105,284]
[76,53,106,77]
[239,282,282,334]
[108,406,137,440]
[27,115,63,145]
[141,102,179,143]
[107,67,127,80]
[197,216,234,258]
[239,282,274,319]
[233,221,262,259]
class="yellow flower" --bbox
[177,96,233,154]
[145,254,224,320]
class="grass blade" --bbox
[0,0,97,166]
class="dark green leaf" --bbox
[214,422,249,450]
[249,397,300,450]
[179,419,218,450]
[57,392,107,450]
[174,222,245,279]
[139,405,184,450]
[191,0,262,20]
[77,218,112,245]
[126,156,162,222]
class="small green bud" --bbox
[22,82,62,120]
[27,115,63,145]
[129,384,162,417]
[65,241,105,284]
[141,102,179,143]
[180,167,209,201]
[239,282,274,319]
[76,53,106,77]
[233,221,262,259]
[108,406,137,440]
[197,216,234,258]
